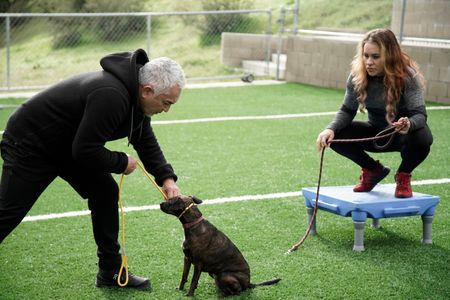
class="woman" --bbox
[316,28,433,198]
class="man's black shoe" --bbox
[96,268,151,290]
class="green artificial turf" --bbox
[0,82,449,299]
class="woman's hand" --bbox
[392,117,410,134]
[316,129,335,151]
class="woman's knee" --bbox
[408,126,433,149]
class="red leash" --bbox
[286,126,401,254]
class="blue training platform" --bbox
[301,185,440,251]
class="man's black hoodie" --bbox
[4,49,176,186]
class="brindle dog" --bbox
[160,195,280,297]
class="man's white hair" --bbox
[138,57,186,95]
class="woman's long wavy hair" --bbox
[350,28,424,124]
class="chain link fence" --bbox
[0,10,272,91]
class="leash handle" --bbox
[117,174,129,287]
[117,255,129,287]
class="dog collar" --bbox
[183,217,204,229]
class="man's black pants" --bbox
[0,136,122,269]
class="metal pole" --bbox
[5,16,11,90]
[265,9,272,77]
[293,0,299,35]
[276,6,285,81]
[146,15,152,58]
[399,0,407,44]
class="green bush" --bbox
[52,30,82,49]
[82,0,146,42]
[199,0,254,47]
[50,17,84,49]
[92,16,146,42]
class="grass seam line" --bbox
[1,106,449,134]
[22,178,450,222]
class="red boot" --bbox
[395,172,412,198]
[353,161,390,192]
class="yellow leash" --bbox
[136,161,168,201]
[117,174,129,287]
[117,161,168,287]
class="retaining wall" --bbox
[391,0,450,39]
[285,35,450,103]
[221,33,450,103]
[221,32,287,67]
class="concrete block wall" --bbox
[391,0,450,39]
[285,35,450,103]
[221,32,287,67]
[285,36,358,89]
[410,46,450,102]
[220,33,450,103]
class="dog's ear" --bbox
[191,196,203,204]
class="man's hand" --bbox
[162,178,181,199]
[316,129,335,151]
[123,154,137,175]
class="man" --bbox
[0,49,185,289]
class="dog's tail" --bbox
[250,278,281,288]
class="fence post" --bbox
[293,0,299,35]
[146,15,152,58]
[265,9,273,77]
[399,0,407,44]
[276,6,286,81]
[5,15,11,90]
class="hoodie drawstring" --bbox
[127,105,145,146]
[127,106,135,146]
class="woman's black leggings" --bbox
[330,121,433,173]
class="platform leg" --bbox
[371,218,381,229]
[421,215,433,244]
[353,221,365,251]
[306,207,317,235]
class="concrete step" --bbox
[272,53,287,64]
[241,60,285,79]
[242,57,286,80]
[242,53,286,79]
